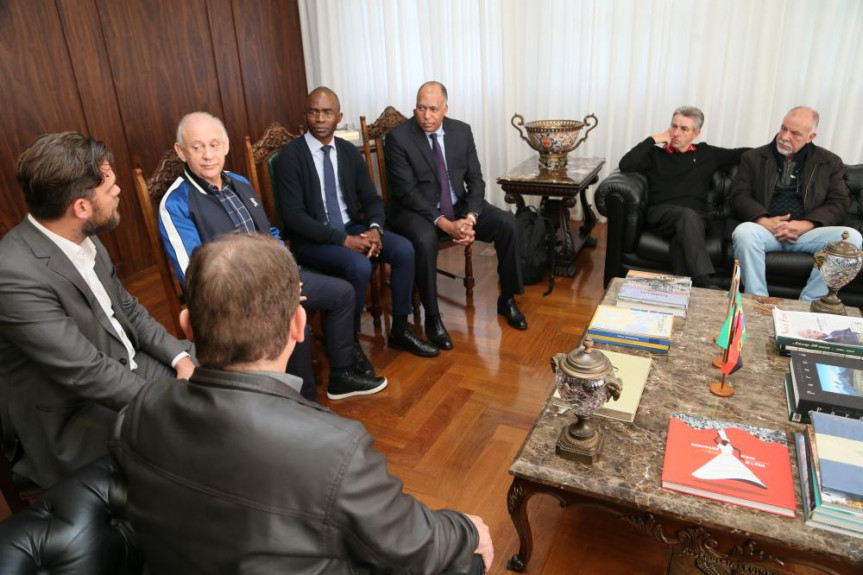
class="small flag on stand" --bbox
[720,307,746,375]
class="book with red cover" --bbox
[661,412,796,517]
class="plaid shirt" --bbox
[203,176,255,233]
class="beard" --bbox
[83,203,121,237]
[776,140,794,157]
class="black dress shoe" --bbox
[388,328,439,357]
[352,341,375,376]
[424,315,453,350]
[327,371,387,400]
[497,296,528,330]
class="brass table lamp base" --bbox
[555,422,603,465]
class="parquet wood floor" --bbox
[3,222,672,572]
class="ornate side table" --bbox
[497,156,605,278]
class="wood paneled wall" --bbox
[0,0,308,277]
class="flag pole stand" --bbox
[709,373,734,397]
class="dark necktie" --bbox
[429,133,455,220]
[322,145,345,231]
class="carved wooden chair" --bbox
[361,106,475,322]
[243,122,298,229]
[132,149,185,336]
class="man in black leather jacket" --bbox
[110,233,491,574]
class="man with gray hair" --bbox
[159,111,386,401]
[731,106,861,299]
[620,106,748,288]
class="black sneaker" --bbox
[352,341,375,376]
[327,371,388,400]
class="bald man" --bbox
[730,106,861,300]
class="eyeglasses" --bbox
[306,109,337,119]
[187,141,225,155]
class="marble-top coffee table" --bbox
[506,279,863,573]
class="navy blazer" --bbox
[275,136,385,251]
[384,117,486,224]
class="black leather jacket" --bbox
[110,368,478,574]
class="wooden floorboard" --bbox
[3,222,673,572]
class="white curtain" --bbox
[299,0,863,214]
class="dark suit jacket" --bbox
[275,136,385,252]
[385,117,487,224]
[112,367,478,573]
[0,218,189,487]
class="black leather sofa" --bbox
[594,163,863,307]
[0,456,142,575]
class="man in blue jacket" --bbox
[158,111,386,400]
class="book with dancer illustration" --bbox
[661,412,796,517]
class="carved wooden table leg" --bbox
[506,477,534,572]
[506,476,590,571]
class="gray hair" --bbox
[788,106,820,130]
[176,111,229,146]
[672,106,704,131]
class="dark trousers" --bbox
[295,223,415,332]
[287,270,354,400]
[645,204,714,277]
[391,201,523,316]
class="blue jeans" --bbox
[732,222,862,300]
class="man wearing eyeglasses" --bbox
[159,111,387,401]
[275,87,439,359]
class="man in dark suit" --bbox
[111,233,491,573]
[385,81,526,349]
[276,87,438,358]
[0,132,193,488]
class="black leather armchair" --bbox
[0,456,142,575]
[595,163,863,306]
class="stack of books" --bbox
[661,413,796,517]
[773,309,863,357]
[587,304,674,354]
[795,412,863,538]
[616,271,692,318]
[784,350,863,424]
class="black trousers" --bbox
[286,270,355,401]
[391,201,523,316]
[645,204,714,277]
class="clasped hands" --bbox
[438,217,475,246]
[343,228,383,258]
[757,214,814,244]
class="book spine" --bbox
[587,328,670,346]
[588,335,669,353]
[797,399,863,421]
[778,339,863,358]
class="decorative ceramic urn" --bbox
[811,231,863,315]
[511,113,598,170]
[550,338,621,465]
